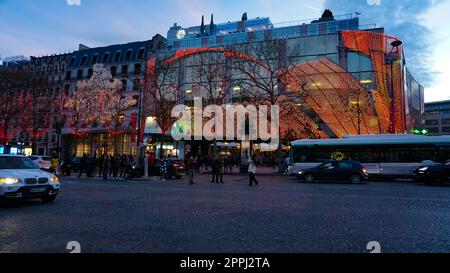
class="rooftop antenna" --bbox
[355,12,362,16]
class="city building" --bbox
[1,53,71,156]
[61,34,166,157]
[148,11,424,158]
[424,100,450,135]
[1,10,425,161]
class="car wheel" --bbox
[351,174,362,184]
[41,195,57,203]
[304,174,315,183]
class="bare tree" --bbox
[191,52,231,154]
[231,40,318,171]
[18,75,54,154]
[145,58,183,154]
[0,69,25,142]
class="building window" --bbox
[80,55,88,66]
[88,68,93,78]
[442,119,450,125]
[134,63,142,74]
[425,120,439,126]
[77,70,83,79]
[121,65,128,75]
[442,127,450,133]
[69,57,76,67]
[428,127,439,134]
[110,66,117,76]
[102,53,110,63]
[125,49,133,61]
[114,51,122,62]
[137,48,145,60]
[66,71,72,80]
[133,79,140,91]
[91,54,99,65]
[121,80,127,91]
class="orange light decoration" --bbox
[283,58,383,137]
[342,30,406,133]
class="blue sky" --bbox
[1,0,449,102]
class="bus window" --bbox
[410,146,439,163]
[293,148,310,162]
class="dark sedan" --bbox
[296,161,369,184]
[414,160,450,185]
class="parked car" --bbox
[0,155,60,203]
[296,161,369,184]
[28,155,52,171]
[129,159,187,179]
[414,160,450,185]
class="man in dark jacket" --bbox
[78,153,88,178]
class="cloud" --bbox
[66,0,81,6]
[323,0,443,87]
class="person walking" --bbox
[148,152,155,180]
[78,153,88,178]
[102,155,110,180]
[186,155,196,185]
[211,155,217,183]
[50,153,59,175]
[248,156,259,187]
[160,156,167,181]
[215,155,224,184]
[62,154,72,176]
[98,155,104,178]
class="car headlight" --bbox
[50,176,60,183]
[0,178,21,184]
[298,170,304,175]
[418,167,429,172]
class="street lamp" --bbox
[386,39,403,134]
[136,79,144,162]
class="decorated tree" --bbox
[145,58,183,153]
[64,64,136,137]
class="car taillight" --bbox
[39,161,48,165]
[362,168,368,173]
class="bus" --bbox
[289,134,450,179]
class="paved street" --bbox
[1,174,450,253]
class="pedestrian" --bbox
[248,156,259,187]
[103,155,110,180]
[215,155,224,184]
[211,155,217,183]
[186,155,196,185]
[62,154,72,176]
[119,155,125,178]
[78,153,88,178]
[148,152,155,180]
[50,153,59,175]
[111,155,119,179]
[98,155,104,177]
[160,156,167,181]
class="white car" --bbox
[0,155,60,203]
[28,155,52,171]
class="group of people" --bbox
[61,153,136,180]
[183,153,259,187]
[59,151,260,186]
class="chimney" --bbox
[209,14,216,34]
[200,15,205,35]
